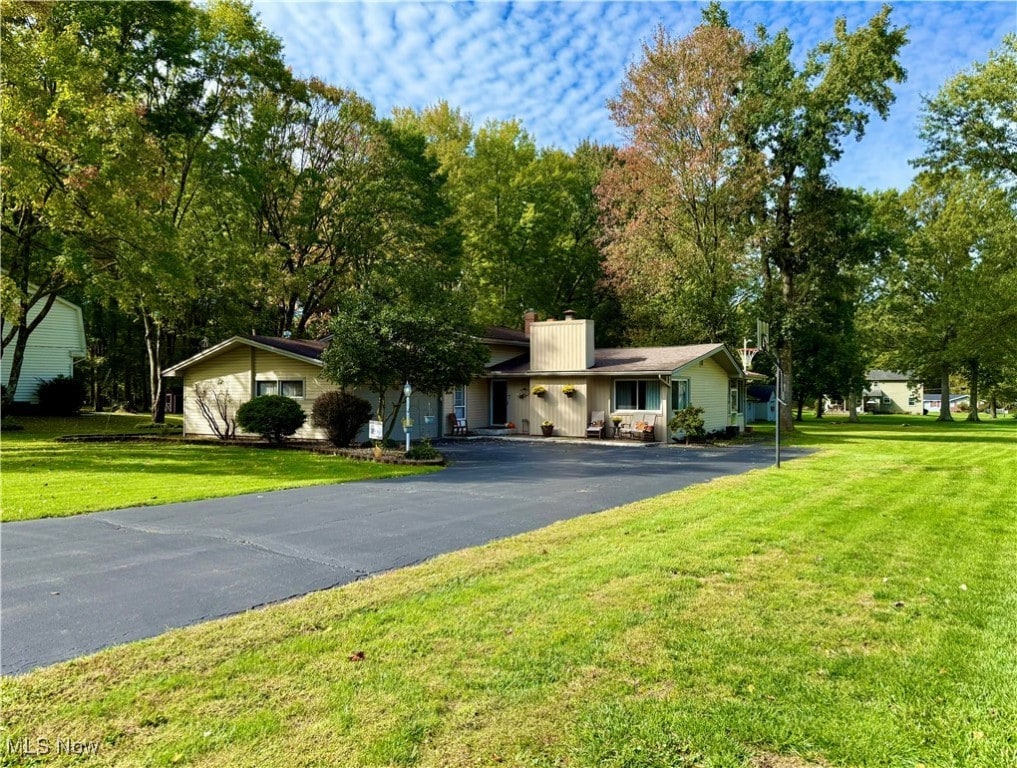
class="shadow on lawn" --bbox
[797,431,1013,446]
[3,441,361,478]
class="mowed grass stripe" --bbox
[0,415,436,521]
[2,416,1015,767]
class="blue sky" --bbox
[252,1,1015,192]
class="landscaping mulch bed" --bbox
[53,434,445,465]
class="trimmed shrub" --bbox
[311,390,373,447]
[36,375,86,416]
[669,406,706,443]
[236,395,306,443]
[406,438,441,461]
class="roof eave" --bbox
[162,336,324,377]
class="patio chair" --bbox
[447,413,468,436]
[637,414,658,441]
[586,410,606,439]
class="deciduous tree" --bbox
[321,290,490,440]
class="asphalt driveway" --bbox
[1,439,801,675]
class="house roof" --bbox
[480,326,529,345]
[162,334,325,376]
[922,393,968,403]
[247,334,327,360]
[867,369,912,382]
[488,342,743,377]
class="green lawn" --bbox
[0,414,437,522]
[2,415,1015,767]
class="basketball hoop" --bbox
[740,343,759,371]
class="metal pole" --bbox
[405,387,411,453]
[775,365,782,468]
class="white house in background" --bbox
[746,384,776,423]
[862,370,924,415]
[922,393,969,413]
[1,291,87,403]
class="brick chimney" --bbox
[523,310,537,337]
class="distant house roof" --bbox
[488,342,743,377]
[867,369,912,382]
[922,393,968,404]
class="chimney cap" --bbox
[563,309,577,320]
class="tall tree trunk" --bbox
[990,395,998,419]
[796,395,804,422]
[142,310,166,424]
[966,360,980,422]
[847,390,859,422]
[937,367,953,422]
[1,292,60,406]
[815,396,825,419]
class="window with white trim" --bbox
[453,385,466,420]
[671,378,690,411]
[614,380,661,410]
[729,380,740,413]
[256,380,304,398]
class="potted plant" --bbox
[540,419,554,437]
[611,414,622,426]
[532,385,547,398]
[562,384,577,398]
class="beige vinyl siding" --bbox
[505,383,527,429]
[486,343,527,367]
[528,378,588,436]
[683,358,732,434]
[182,347,256,437]
[529,319,593,372]
[184,345,441,441]
[467,379,489,427]
[2,297,87,403]
[587,377,614,423]
[876,380,924,414]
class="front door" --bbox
[491,380,508,425]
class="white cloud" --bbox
[253,0,1013,191]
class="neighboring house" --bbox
[922,393,969,413]
[1,291,87,403]
[161,335,442,443]
[862,370,924,415]
[457,311,746,441]
[746,384,776,423]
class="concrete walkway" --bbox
[1,439,802,675]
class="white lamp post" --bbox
[403,381,413,452]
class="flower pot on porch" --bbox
[541,425,554,437]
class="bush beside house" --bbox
[236,396,306,443]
